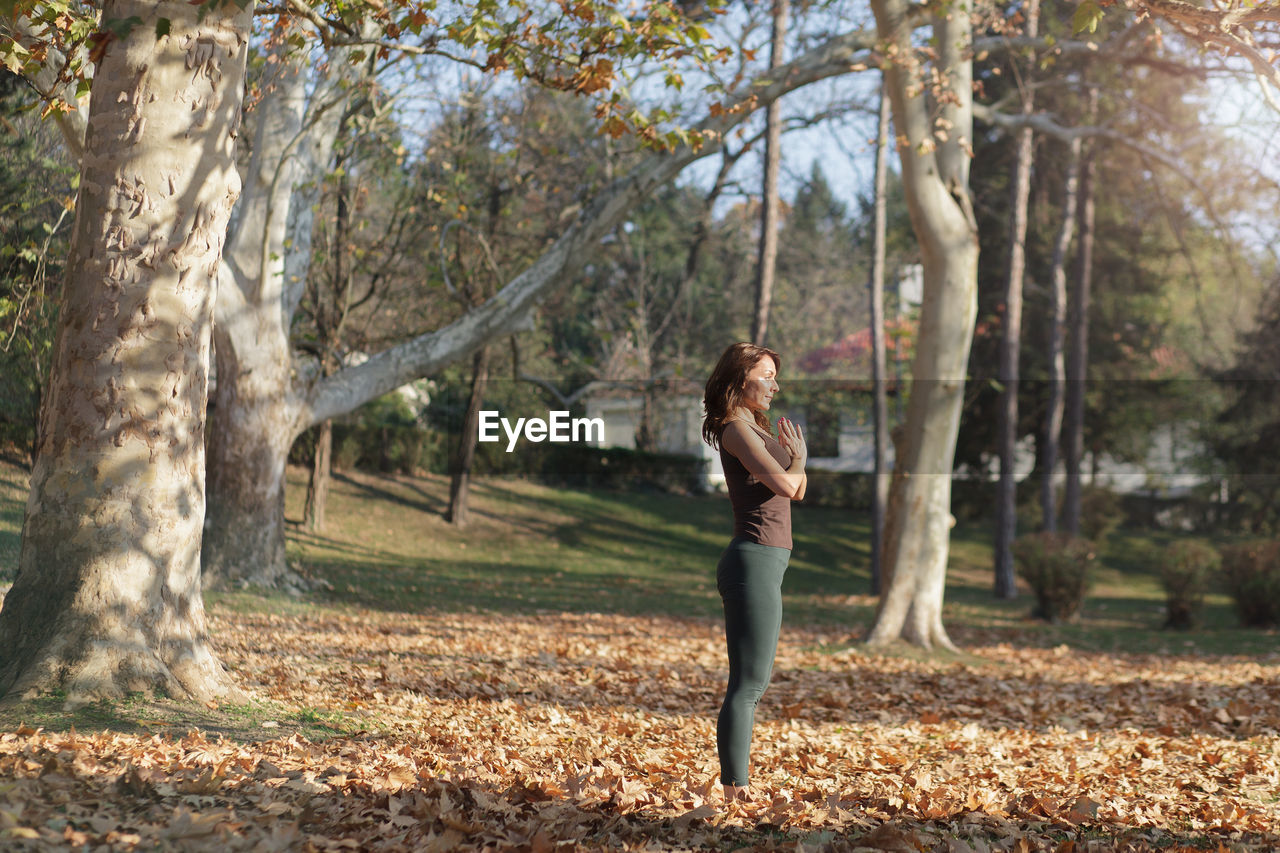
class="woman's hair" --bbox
[702,342,781,450]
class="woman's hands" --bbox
[777,417,807,501]
[777,417,807,466]
[721,418,807,500]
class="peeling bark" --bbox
[202,41,311,591]
[0,0,251,703]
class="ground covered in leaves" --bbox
[0,606,1277,851]
[0,463,1277,850]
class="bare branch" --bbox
[304,25,887,426]
[438,220,506,305]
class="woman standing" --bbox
[701,342,807,804]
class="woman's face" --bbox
[741,356,779,414]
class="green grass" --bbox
[0,689,374,741]
[279,467,1277,657]
[283,469,883,628]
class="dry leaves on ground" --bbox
[0,607,1277,851]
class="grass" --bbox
[278,466,1277,657]
[0,690,372,741]
[0,457,1275,739]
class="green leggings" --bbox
[716,536,790,786]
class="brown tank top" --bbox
[720,420,793,549]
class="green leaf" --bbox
[0,51,24,76]
[1072,0,1104,35]
[155,17,170,39]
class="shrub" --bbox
[1218,541,1280,627]
[538,445,707,494]
[1158,540,1220,630]
[1078,485,1124,543]
[311,394,444,475]
[1013,532,1096,623]
[799,470,874,510]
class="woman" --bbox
[701,342,807,804]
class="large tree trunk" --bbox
[206,28,890,586]
[750,0,789,346]
[993,0,1040,599]
[866,0,978,651]
[1062,89,1099,536]
[0,0,250,702]
[202,43,311,591]
[1041,136,1081,533]
[201,35,372,589]
[204,337,301,589]
[868,77,891,597]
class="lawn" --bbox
[0,458,1276,851]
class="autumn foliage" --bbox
[0,602,1275,851]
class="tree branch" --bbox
[13,14,88,160]
[303,25,886,426]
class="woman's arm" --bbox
[722,420,807,500]
[779,417,807,501]
[792,470,807,502]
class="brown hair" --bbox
[701,342,781,450]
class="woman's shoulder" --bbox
[722,419,773,443]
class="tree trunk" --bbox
[0,0,250,702]
[201,43,326,590]
[750,0,789,346]
[1062,88,1099,537]
[203,341,300,589]
[869,77,891,597]
[446,346,491,526]
[302,155,355,536]
[1041,135,1081,533]
[304,420,333,532]
[993,0,1040,599]
[866,0,978,651]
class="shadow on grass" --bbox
[0,691,374,741]
[275,469,1280,658]
[292,476,878,627]
[302,471,448,523]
